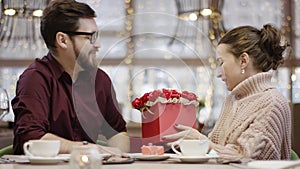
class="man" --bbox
[12,0,129,154]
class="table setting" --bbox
[3,145,300,169]
[1,139,291,169]
[0,89,296,169]
[0,138,223,167]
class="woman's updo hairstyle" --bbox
[218,24,290,72]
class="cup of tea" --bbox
[23,140,60,157]
[171,139,209,156]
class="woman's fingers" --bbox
[163,130,189,140]
[166,140,182,147]
[174,124,193,131]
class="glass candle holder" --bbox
[69,144,102,169]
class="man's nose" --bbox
[93,39,101,48]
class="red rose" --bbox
[181,91,197,100]
[162,88,171,99]
[132,98,143,109]
[141,92,150,103]
[170,89,181,99]
[148,90,161,102]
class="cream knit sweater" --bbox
[208,72,291,163]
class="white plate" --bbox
[172,154,219,163]
[28,154,70,164]
[129,153,172,161]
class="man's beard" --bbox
[74,45,99,71]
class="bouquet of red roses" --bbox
[132,88,202,144]
[131,88,204,146]
[132,88,200,117]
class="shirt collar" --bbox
[45,52,68,80]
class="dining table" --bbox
[0,155,238,169]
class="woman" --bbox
[163,24,291,162]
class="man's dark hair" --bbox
[41,0,96,53]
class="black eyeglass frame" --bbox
[62,31,99,44]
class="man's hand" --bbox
[107,132,130,153]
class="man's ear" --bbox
[239,52,250,69]
[55,32,69,49]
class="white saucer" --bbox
[129,153,172,161]
[172,154,219,163]
[28,154,70,164]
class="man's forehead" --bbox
[77,18,98,31]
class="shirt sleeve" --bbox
[96,70,127,139]
[12,69,51,154]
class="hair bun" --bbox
[259,24,286,70]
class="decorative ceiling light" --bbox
[4,9,17,16]
[199,0,212,17]
[32,9,44,17]
[171,0,226,45]
[176,0,215,21]
[0,0,49,56]
[200,8,212,16]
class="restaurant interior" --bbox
[0,0,300,158]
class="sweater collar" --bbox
[230,72,274,99]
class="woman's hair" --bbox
[40,0,96,53]
[218,24,290,71]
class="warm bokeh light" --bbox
[291,74,297,82]
[32,9,43,17]
[81,155,89,163]
[189,12,198,21]
[200,8,212,16]
[4,9,16,16]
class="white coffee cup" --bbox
[171,139,209,156]
[23,140,60,157]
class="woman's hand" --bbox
[162,124,208,146]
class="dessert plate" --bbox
[28,155,69,164]
[172,154,219,163]
[129,153,172,161]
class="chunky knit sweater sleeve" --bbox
[208,72,291,163]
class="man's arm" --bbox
[41,133,82,154]
[41,132,130,154]
[107,132,130,153]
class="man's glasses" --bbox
[62,31,99,44]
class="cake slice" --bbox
[141,143,164,155]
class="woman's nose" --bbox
[217,68,222,78]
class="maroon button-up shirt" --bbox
[12,52,127,154]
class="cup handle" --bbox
[23,142,33,156]
[171,143,182,156]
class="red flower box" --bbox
[132,89,199,145]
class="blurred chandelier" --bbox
[0,0,49,51]
[171,0,226,46]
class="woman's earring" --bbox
[241,69,245,74]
